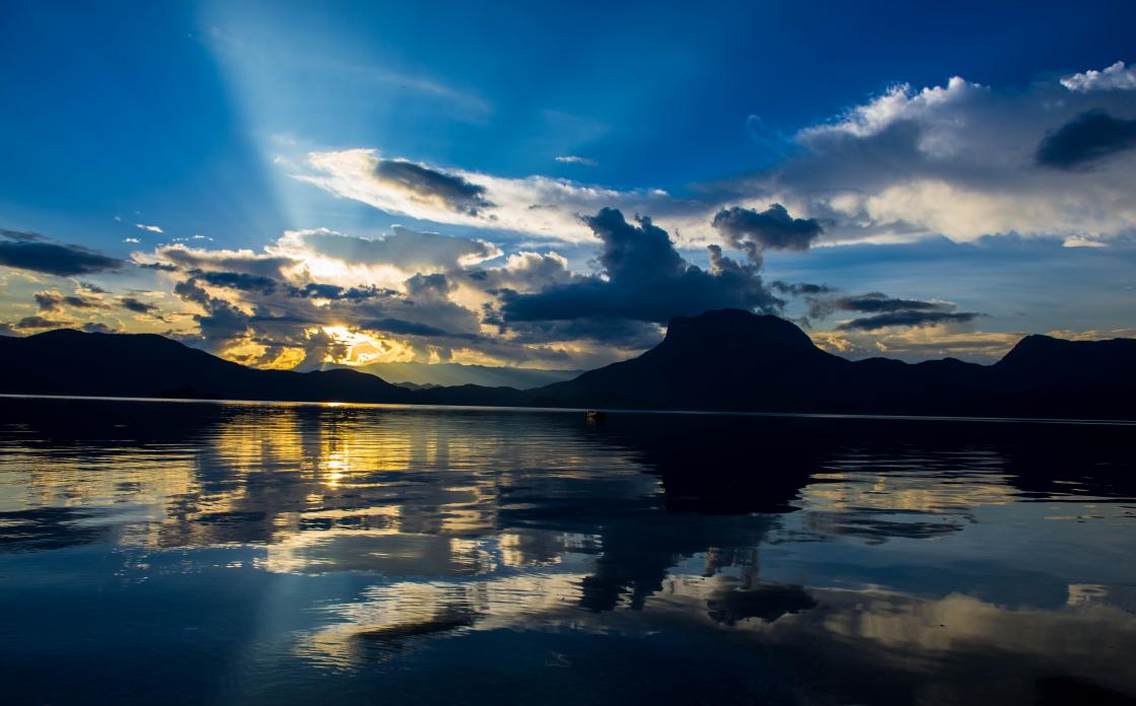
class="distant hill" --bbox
[0,329,415,404]
[339,360,580,389]
[2,310,1134,419]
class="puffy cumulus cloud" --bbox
[727,70,1136,244]
[1035,111,1136,169]
[712,203,822,265]
[296,148,683,243]
[0,228,123,276]
[465,251,573,293]
[799,76,983,149]
[1061,61,1136,93]
[293,64,1136,253]
[498,208,779,327]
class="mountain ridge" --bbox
[2,309,1133,419]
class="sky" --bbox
[2,0,1135,372]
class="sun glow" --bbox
[318,325,416,366]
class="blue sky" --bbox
[2,0,1135,369]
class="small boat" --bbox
[585,409,606,423]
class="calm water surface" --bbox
[1,398,1134,705]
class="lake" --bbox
[1,398,1134,705]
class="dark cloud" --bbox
[1036,110,1136,169]
[770,281,834,296]
[34,291,102,312]
[173,279,250,346]
[832,292,951,314]
[362,318,462,338]
[81,322,115,334]
[149,245,295,280]
[288,282,395,301]
[837,310,982,331]
[373,160,492,215]
[0,228,45,242]
[191,270,279,294]
[499,209,779,330]
[405,272,454,298]
[118,297,159,315]
[77,282,109,294]
[138,262,179,272]
[502,317,663,349]
[15,315,62,330]
[0,231,123,276]
[712,204,823,264]
[802,290,984,331]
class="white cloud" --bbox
[295,148,685,244]
[555,155,597,166]
[1061,60,1136,93]
[135,223,163,233]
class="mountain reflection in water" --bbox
[1,398,1134,705]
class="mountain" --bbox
[533,309,1136,419]
[0,329,415,404]
[2,311,1134,419]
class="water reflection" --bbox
[1,399,1134,704]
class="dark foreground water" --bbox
[1,398,1135,705]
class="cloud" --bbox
[499,208,779,327]
[274,226,501,275]
[139,244,298,280]
[135,224,163,233]
[372,159,492,216]
[836,310,980,331]
[123,237,141,244]
[14,315,64,330]
[34,290,103,312]
[466,251,573,292]
[361,318,464,338]
[555,155,597,166]
[118,296,160,315]
[729,73,1136,243]
[830,292,952,314]
[1035,111,1136,169]
[1061,61,1136,93]
[799,76,981,145]
[770,281,834,296]
[712,203,822,264]
[191,270,280,294]
[0,229,124,276]
[297,148,678,243]
[801,290,982,332]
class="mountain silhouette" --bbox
[2,310,1134,419]
[0,329,415,403]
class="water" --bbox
[1,398,1134,705]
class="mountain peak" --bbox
[661,309,820,357]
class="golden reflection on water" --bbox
[3,401,1136,704]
